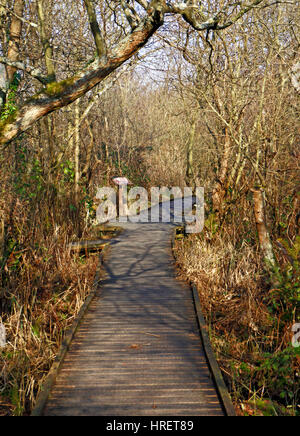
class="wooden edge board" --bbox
[171,230,236,417]
[191,284,236,416]
[68,240,109,251]
[30,244,110,416]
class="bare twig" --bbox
[0,2,38,28]
[0,56,48,84]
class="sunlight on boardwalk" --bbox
[44,209,224,416]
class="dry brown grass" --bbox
[175,234,270,332]
[0,238,98,415]
[0,237,98,415]
[174,232,299,416]
[0,172,100,415]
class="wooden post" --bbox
[118,184,126,218]
[112,177,131,221]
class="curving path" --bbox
[42,199,226,416]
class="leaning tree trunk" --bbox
[0,7,165,146]
[0,1,272,147]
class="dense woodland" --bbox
[0,0,299,416]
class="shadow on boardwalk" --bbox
[42,199,225,416]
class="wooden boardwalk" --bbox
[40,206,231,416]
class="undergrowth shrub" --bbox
[0,151,99,415]
[174,230,299,416]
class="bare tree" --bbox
[0,0,275,146]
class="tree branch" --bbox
[0,2,38,28]
[216,0,267,30]
[0,56,48,84]
[37,0,56,82]
[0,0,278,147]
[83,0,107,58]
[121,0,141,29]
[0,5,165,146]
[135,0,149,10]
[167,0,268,31]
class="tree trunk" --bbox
[252,188,279,284]
[0,218,4,260]
[185,119,196,186]
[0,0,24,110]
[37,0,56,82]
[81,119,94,188]
[0,64,6,109]
[6,0,24,83]
[291,190,300,236]
[0,0,7,106]
[212,127,231,214]
[74,99,80,201]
